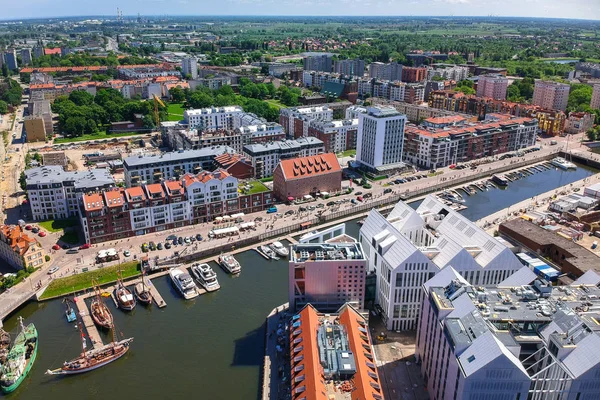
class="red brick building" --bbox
[272,153,342,201]
[401,67,427,83]
[214,153,255,179]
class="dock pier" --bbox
[74,296,104,350]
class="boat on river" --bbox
[492,174,509,186]
[550,157,577,170]
[169,268,199,300]
[134,273,152,305]
[0,317,37,394]
[91,285,113,330]
[115,273,136,311]
[270,241,289,257]
[191,263,220,292]
[0,329,10,366]
[218,254,241,274]
[63,298,76,323]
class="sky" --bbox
[0,0,599,21]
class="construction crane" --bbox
[152,94,165,128]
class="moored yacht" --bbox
[169,268,199,300]
[218,254,241,274]
[191,263,220,292]
[269,241,289,257]
[550,157,577,170]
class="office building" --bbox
[289,304,384,400]
[183,106,244,131]
[20,48,32,66]
[476,75,508,100]
[369,61,403,82]
[532,80,570,111]
[417,267,600,400]
[307,119,358,153]
[123,146,235,187]
[591,84,600,110]
[4,49,18,71]
[359,195,524,330]
[273,153,341,201]
[333,58,365,77]
[0,225,47,270]
[356,106,406,172]
[279,106,334,138]
[289,242,366,312]
[243,137,324,179]
[401,67,427,83]
[25,166,115,221]
[181,57,198,80]
[302,52,333,72]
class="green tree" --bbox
[68,90,94,107]
[169,87,186,103]
[587,128,598,142]
[188,92,214,109]
[0,100,8,114]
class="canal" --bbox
[2,162,596,399]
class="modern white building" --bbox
[279,106,334,137]
[356,106,406,172]
[426,65,469,81]
[181,56,198,80]
[476,75,508,100]
[307,118,359,153]
[25,166,115,221]
[417,267,600,400]
[532,80,570,111]
[183,106,244,131]
[289,242,366,312]
[359,195,524,330]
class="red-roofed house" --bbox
[0,225,47,270]
[272,153,341,201]
[44,48,62,56]
[214,153,255,179]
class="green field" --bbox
[53,130,147,144]
[38,218,78,233]
[264,99,285,109]
[167,103,185,121]
[338,149,356,157]
[40,261,141,300]
[240,180,270,195]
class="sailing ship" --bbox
[0,317,38,394]
[134,275,152,305]
[114,272,136,311]
[45,315,133,376]
[0,329,10,366]
[90,285,113,330]
[63,298,77,323]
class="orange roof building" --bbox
[273,153,341,201]
[289,304,384,400]
[0,225,47,271]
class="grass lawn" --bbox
[240,180,270,195]
[167,103,185,121]
[40,261,140,300]
[53,130,147,144]
[265,99,285,109]
[38,218,78,233]
[338,149,356,157]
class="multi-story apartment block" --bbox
[417,267,600,400]
[404,83,426,104]
[0,225,47,270]
[24,100,53,142]
[476,75,508,100]
[20,48,32,66]
[302,52,333,72]
[181,57,198,80]
[333,58,365,77]
[427,64,469,81]
[123,147,234,186]
[289,242,366,312]
[80,170,274,244]
[565,112,595,134]
[356,106,406,172]
[266,62,300,77]
[279,106,334,138]
[25,166,115,221]
[4,49,18,71]
[182,106,244,131]
[533,80,570,111]
[359,195,524,331]
[243,137,325,178]
[591,84,600,110]
[403,116,538,168]
[369,61,403,81]
[307,119,358,153]
[118,67,172,80]
[401,66,427,83]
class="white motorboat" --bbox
[169,268,199,300]
[550,157,577,170]
[191,263,221,292]
[260,245,278,260]
[218,254,241,274]
[269,241,289,257]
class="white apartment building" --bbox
[183,106,244,131]
[181,56,198,80]
[280,106,334,137]
[307,119,358,153]
[243,137,325,178]
[359,195,524,330]
[389,82,407,102]
[417,267,600,400]
[345,105,367,120]
[476,75,508,100]
[426,65,469,81]
[532,80,570,111]
[25,166,115,221]
[591,84,600,110]
[289,242,366,312]
[356,106,406,172]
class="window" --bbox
[467,355,475,363]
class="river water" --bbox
[2,163,596,399]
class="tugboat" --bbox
[114,272,136,311]
[218,254,241,274]
[0,317,38,394]
[90,285,113,330]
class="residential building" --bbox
[401,67,427,83]
[267,62,301,78]
[369,62,403,81]
[591,84,600,110]
[359,195,524,330]
[213,153,255,179]
[20,48,32,66]
[0,225,47,270]
[302,52,333,72]
[183,106,244,131]
[4,49,18,71]
[190,76,232,91]
[41,152,68,167]
[273,153,341,201]
[333,58,365,77]
[79,170,274,243]
[358,101,470,125]
[356,106,406,172]
[532,80,570,111]
[33,45,44,59]
[417,267,600,400]
[181,57,198,80]
[576,61,600,78]
[426,64,468,81]
[404,83,426,104]
[118,66,172,80]
[406,52,448,66]
[307,119,358,153]
[403,116,538,168]
[289,304,384,400]
[289,242,366,312]
[279,106,334,138]
[123,147,234,187]
[243,137,324,179]
[476,75,508,100]
[25,166,115,221]
[24,100,53,142]
[565,112,595,134]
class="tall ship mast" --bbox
[0,317,38,394]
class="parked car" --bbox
[384,188,392,194]
[307,205,316,211]
[364,193,373,199]
[66,248,79,254]
[142,243,149,252]
[327,201,335,206]
[48,266,60,275]
[316,203,324,208]
[285,210,295,215]
[157,243,163,250]
[123,250,131,257]
[25,225,32,230]
[184,237,191,244]
[357,196,364,202]
[299,206,307,212]
[149,241,156,251]
[31,227,39,233]
[164,242,172,249]
[355,191,363,196]
[52,244,61,250]
[178,237,183,245]
[195,233,203,241]
[351,199,358,204]
[79,243,91,250]
[266,206,278,213]
[172,239,178,246]
[38,231,46,237]
[167,235,177,241]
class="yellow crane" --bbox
[152,94,166,127]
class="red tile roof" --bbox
[44,48,61,56]
[164,180,183,193]
[83,193,104,211]
[145,183,165,196]
[278,153,340,180]
[125,186,146,201]
[103,188,126,208]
